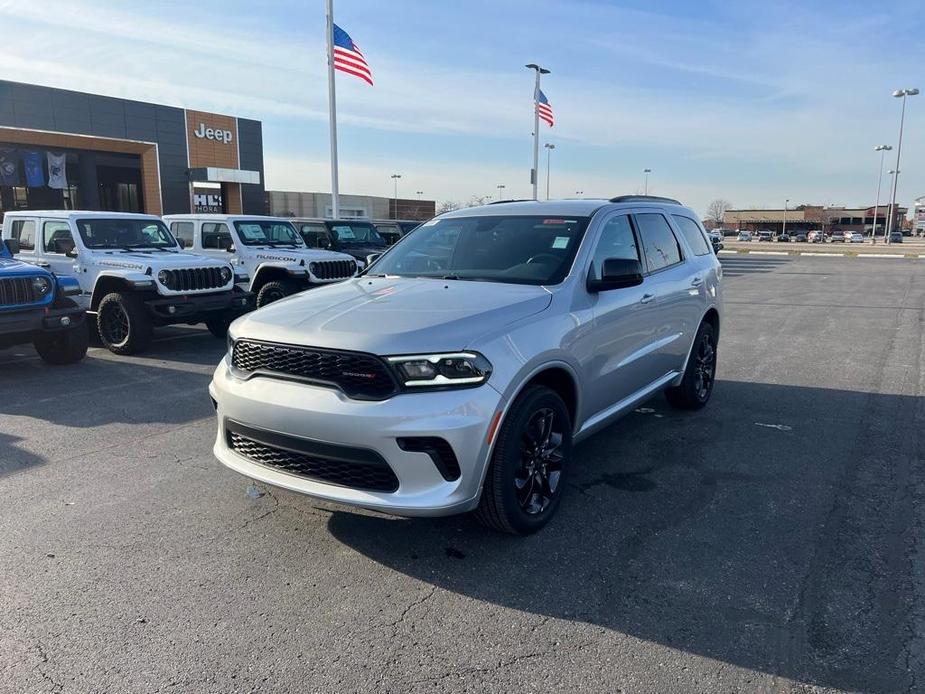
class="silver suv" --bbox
[210,196,723,534]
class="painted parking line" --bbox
[746,251,789,256]
[800,252,845,257]
[717,250,737,255]
[857,253,906,258]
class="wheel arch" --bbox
[90,275,136,310]
[250,265,293,293]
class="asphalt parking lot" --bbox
[1,255,923,693]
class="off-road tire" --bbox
[33,299,89,365]
[665,321,717,410]
[475,386,572,535]
[96,292,153,355]
[256,280,297,308]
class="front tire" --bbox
[256,280,297,308]
[665,321,717,410]
[97,292,153,355]
[205,318,231,338]
[33,320,89,366]
[475,386,572,535]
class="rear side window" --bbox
[11,220,35,251]
[202,222,232,249]
[170,222,194,247]
[672,215,712,256]
[634,213,683,272]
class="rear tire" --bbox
[475,386,572,535]
[665,321,717,410]
[256,280,297,308]
[97,292,153,355]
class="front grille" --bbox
[0,277,42,306]
[160,267,226,291]
[232,339,398,400]
[310,259,356,281]
[227,426,399,492]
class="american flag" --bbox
[536,89,554,127]
[333,23,373,86]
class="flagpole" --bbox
[526,64,549,201]
[325,0,340,219]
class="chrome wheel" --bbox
[515,408,565,515]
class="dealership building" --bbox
[723,204,908,235]
[267,190,436,221]
[0,80,265,218]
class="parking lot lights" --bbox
[885,88,918,243]
[871,145,893,241]
[643,168,652,195]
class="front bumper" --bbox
[209,358,504,516]
[145,288,255,323]
[0,303,85,336]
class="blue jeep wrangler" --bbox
[0,238,88,364]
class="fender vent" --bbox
[396,437,461,481]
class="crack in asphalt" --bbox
[31,641,64,693]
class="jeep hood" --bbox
[0,256,49,277]
[93,250,230,271]
[249,248,355,265]
[233,277,552,354]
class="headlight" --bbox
[227,333,235,360]
[220,266,233,283]
[387,352,492,389]
[157,269,170,286]
[31,276,51,296]
[309,262,318,275]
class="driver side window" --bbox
[43,221,74,255]
[590,215,640,280]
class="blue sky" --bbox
[1,0,922,216]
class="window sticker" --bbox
[332,225,356,239]
[552,236,570,249]
[238,224,264,240]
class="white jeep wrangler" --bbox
[1,211,254,355]
[161,214,358,307]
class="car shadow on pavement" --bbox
[326,379,921,692]
[0,432,48,476]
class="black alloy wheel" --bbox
[99,301,129,345]
[665,320,717,410]
[515,408,565,515]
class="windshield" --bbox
[368,215,590,285]
[233,220,304,247]
[77,219,178,250]
[327,222,385,246]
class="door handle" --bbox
[639,293,656,304]
[690,276,704,287]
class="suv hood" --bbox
[249,247,356,265]
[0,255,50,277]
[233,277,552,354]
[91,250,230,271]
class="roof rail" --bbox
[609,195,682,205]
[487,198,533,205]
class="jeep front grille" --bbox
[226,421,399,492]
[0,277,42,306]
[231,339,398,400]
[159,267,226,291]
[310,259,356,281]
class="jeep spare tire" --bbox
[97,292,153,355]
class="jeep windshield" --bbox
[327,222,386,247]
[233,221,304,247]
[367,215,590,285]
[77,219,178,250]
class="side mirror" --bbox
[65,245,78,258]
[226,243,236,253]
[588,258,644,292]
[4,238,20,255]
[366,253,382,266]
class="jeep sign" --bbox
[193,123,233,144]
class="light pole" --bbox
[544,143,555,200]
[783,198,789,238]
[390,173,402,219]
[643,168,652,195]
[575,190,584,198]
[885,88,918,243]
[871,145,892,241]
[526,63,550,201]
[496,184,506,200]
[416,190,423,200]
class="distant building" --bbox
[914,196,925,234]
[724,204,907,236]
[266,190,435,221]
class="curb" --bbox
[719,249,920,259]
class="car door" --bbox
[634,211,703,377]
[40,219,79,279]
[198,221,235,263]
[579,212,663,419]
[8,218,38,264]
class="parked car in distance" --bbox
[807,230,825,243]
[2,211,254,354]
[373,220,420,246]
[737,230,753,241]
[211,197,723,534]
[713,228,735,238]
[776,231,791,242]
[830,230,846,243]
[756,229,772,242]
[706,230,723,253]
[889,231,903,243]
[0,238,88,364]
[293,218,390,265]
[163,214,358,308]
[847,232,865,243]
[793,232,808,243]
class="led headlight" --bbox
[387,352,492,389]
[309,262,318,275]
[31,276,51,295]
[157,269,171,286]
[220,266,233,283]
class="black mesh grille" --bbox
[0,277,42,306]
[310,259,356,281]
[227,429,399,492]
[160,267,226,291]
[232,339,398,400]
